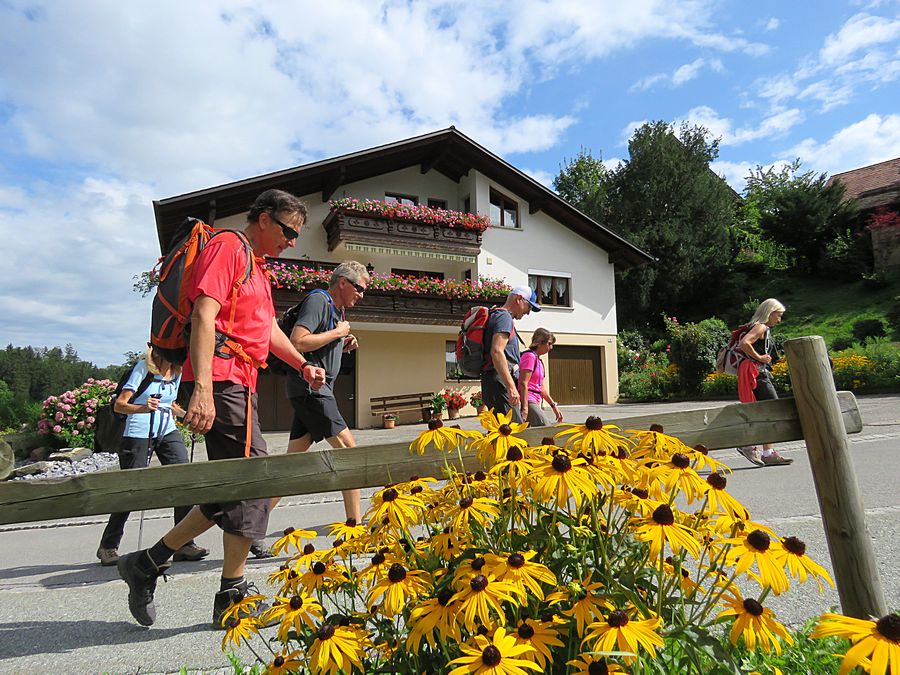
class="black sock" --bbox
[147,539,177,566]
[220,576,245,592]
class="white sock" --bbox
[761,448,775,457]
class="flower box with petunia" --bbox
[330,198,490,232]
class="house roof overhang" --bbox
[152,127,655,270]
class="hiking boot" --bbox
[96,546,119,567]
[212,580,274,630]
[117,550,170,626]
[736,446,764,467]
[761,452,794,467]
[249,540,274,559]
[173,542,210,562]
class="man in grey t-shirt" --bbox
[273,260,368,522]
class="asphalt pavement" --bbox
[0,394,897,674]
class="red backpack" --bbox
[715,323,752,376]
[455,306,492,378]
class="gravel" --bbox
[11,452,119,480]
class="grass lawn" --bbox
[759,274,899,346]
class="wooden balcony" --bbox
[323,207,483,258]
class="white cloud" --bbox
[711,159,793,192]
[765,17,780,31]
[819,13,900,64]
[785,113,900,175]
[680,106,804,145]
[630,57,724,91]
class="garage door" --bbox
[548,345,602,405]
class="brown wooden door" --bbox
[548,346,602,405]
[256,371,295,432]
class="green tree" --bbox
[553,147,609,215]
[602,121,739,328]
[744,160,857,274]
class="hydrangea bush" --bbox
[36,378,115,448]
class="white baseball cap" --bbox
[511,285,541,312]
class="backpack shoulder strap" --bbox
[208,229,256,334]
[306,288,340,331]
[133,372,156,401]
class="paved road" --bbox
[0,395,897,674]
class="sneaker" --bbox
[736,446,764,467]
[96,547,119,567]
[212,580,275,629]
[761,452,794,466]
[249,540,274,559]
[117,550,170,626]
[173,542,210,562]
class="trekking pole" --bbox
[137,394,162,550]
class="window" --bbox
[446,340,477,380]
[463,195,471,213]
[392,268,444,280]
[528,273,571,307]
[489,189,519,228]
[385,192,418,206]
[427,198,447,210]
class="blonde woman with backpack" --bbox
[735,298,792,468]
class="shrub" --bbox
[663,315,730,394]
[887,295,900,340]
[700,372,737,397]
[771,360,792,394]
[619,353,677,400]
[831,355,876,390]
[36,378,115,448]
[617,329,648,375]
[0,381,42,431]
[851,318,886,344]
[830,336,855,352]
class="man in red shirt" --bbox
[118,189,326,628]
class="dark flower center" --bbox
[588,662,609,675]
[289,595,304,610]
[472,556,486,570]
[506,447,524,462]
[382,488,398,502]
[607,610,629,627]
[552,454,572,472]
[337,615,350,626]
[428,418,444,430]
[585,416,604,430]
[437,587,454,606]
[225,616,240,629]
[518,622,535,639]
[388,563,407,583]
[459,496,474,509]
[345,517,357,527]
[631,487,649,499]
[672,453,690,468]
[481,645,502,666]
[707,472,727,490]
[279,563,289,571]
[273,656,285,667]
[316,623,335,640]
[470,574,488,591]
[747,529,771,552]
[649,423,664,433]
[875,613,900,641]
[283,526,295,535]
[508,553,526,568]
[476,624,490,635]
[502,487,512,499]
[372,552,386,566]
[312,561,327,575]
[303,543,315,555]
[743,598,764,616]
[474,470,487,481]
[694,444,709,455]
[541,436,556,446]
[498,424,512,436]
[782,536,807,556]
[410,485,423,494]
[652,504,675,526]
[616,446,629,459]
[288,570,298,579]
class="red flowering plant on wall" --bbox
[866,207,900,231]
[330,197,491,232]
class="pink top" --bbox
[519,350,544,403]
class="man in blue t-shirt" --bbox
[481,285,541,422]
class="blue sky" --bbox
[1,1,898,366]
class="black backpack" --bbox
[267,289,339,376]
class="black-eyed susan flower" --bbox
[221,614,259,651]
[628,423,692,462]
[261,591,324,643]
[702,472,750,520]
[687,443,732,474]
[358,549,399,585]
[219,589,268,625]
[432,527,461,561]
[484,550,557,601]
[366,562,431,617]
[530,451,598,508]
[811,612,900,675]
[648,452,708,503]
[566,654,626,673]
[327,517,367,542]
[581,608,664,664]
[632,503,702,560]
[450,495,501,533]
[365,485,424,532]
[717,586,793,654]
[450,573,522,631]
[472,409,529,466]
[271,526,318,556]
[299,560,347,594]
[448,626,541,675]
[407,586,462,651]
[306,622,364,675]
[266,649,304,675]
[555,416,626,455]
[268,563,301,595]
[772,536,834,592]
[410,418,479,454]
[549,574,609,637]
[663,556,706,597]
[723,528,790,595]
[613,485,662,517]
[489,445,536,490]
[513,617,565,668]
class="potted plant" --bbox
[469,390,487,414]
[382,413,398,429]
[443,389,467,419]
[429,391,446,420]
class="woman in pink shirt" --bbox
[518,328,563,426]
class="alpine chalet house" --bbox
[152,128,652,430]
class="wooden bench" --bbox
[370,392,434,423]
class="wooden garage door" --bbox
[548,346,602,405]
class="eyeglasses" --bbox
[269,213,299,241]
[346,278,366,295]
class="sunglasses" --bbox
[270,213,299,241]
[346,278,366,294]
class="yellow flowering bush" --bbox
[226,412,848,674]
[701,372,738,397]
[831,354,876,390]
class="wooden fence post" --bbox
[783,336,887,619]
